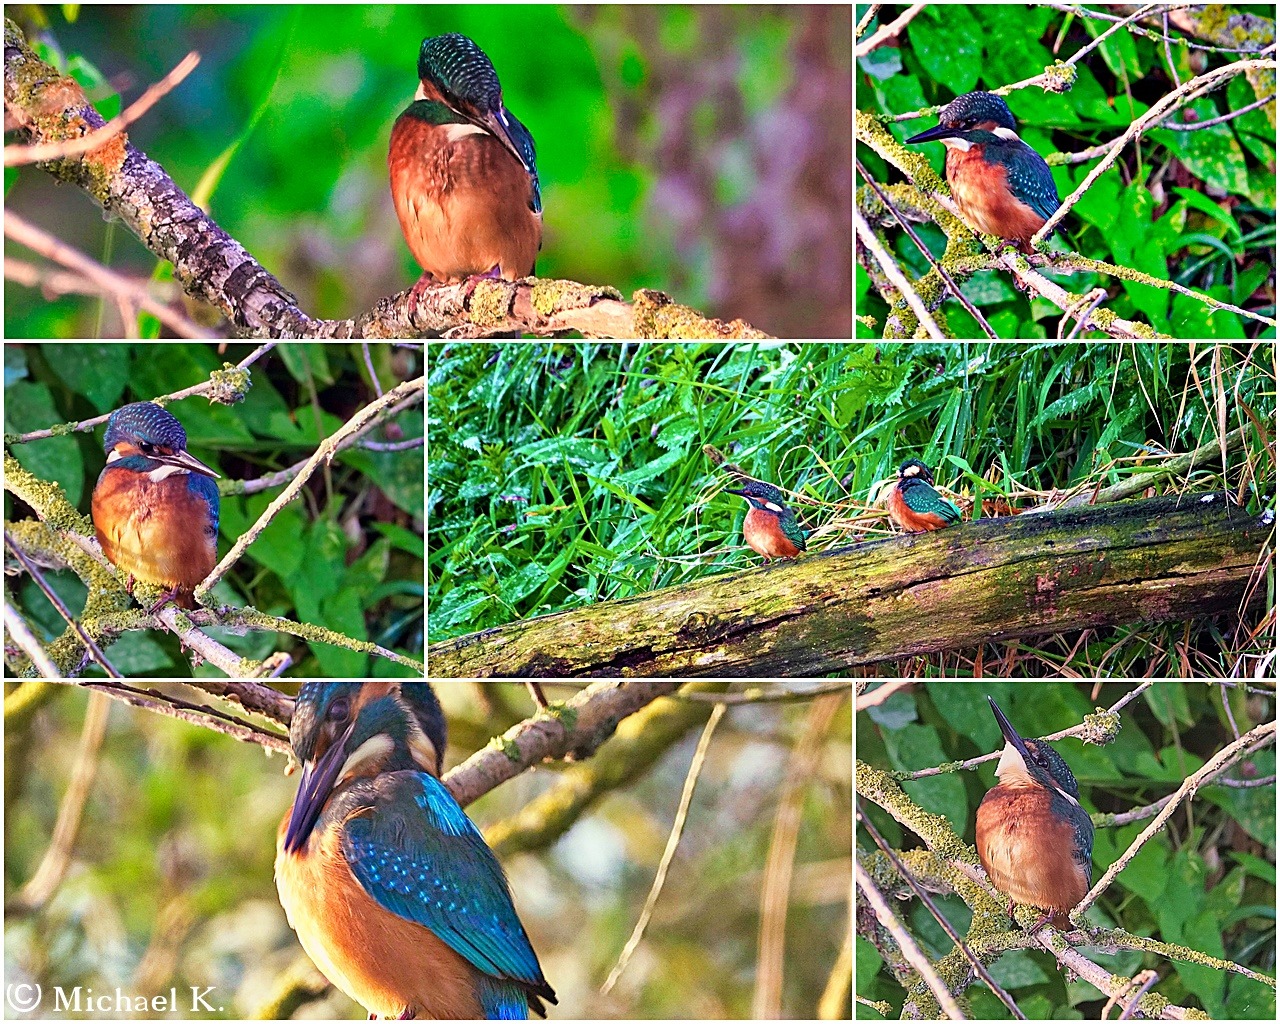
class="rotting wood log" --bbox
[427,494,1274,678]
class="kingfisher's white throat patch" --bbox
[994,741,1034,786]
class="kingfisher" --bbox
[886,459,962,533]
[388,33,542,301]
[975,696,1094,930]
[726,480,807,563]
[905,91,1062,254]
[276,682,556,1020]
[90,401,220,611]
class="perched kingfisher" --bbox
[90,401,220,611]
[905,91,1062,254]
[388,33,542,299]
[276,683,556,1020]
[886,459,962,533]
[726,480,807,563]
[975,697,1094,930]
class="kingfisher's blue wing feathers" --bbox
[186,472,221,532]
[987,140,1063,225]
[903,482,962,522]
[341,772,546,990]
[1019,160,1063,224]
[476,975,530,1019]
[504,112,541,213]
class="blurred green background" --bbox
[4,342,424,677]
[4,682,853,1020]
[5,5,852,338]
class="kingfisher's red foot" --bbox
[1029,910,1055,932]
[146,588,182,616]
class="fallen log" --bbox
[427,494,1273,677]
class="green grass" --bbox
[427,342,1275,677]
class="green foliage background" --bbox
[4,343,424,677]
[428,341,1274,675]
[857,681,1275,1018]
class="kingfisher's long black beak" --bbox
[282,715,355,854]
[905,123,960,145]
[988,696,1033,766]
[158,448,220,479]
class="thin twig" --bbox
[4,210,216,338]
[196,376,424,597]
[4,52,201,166]
[601,701,727,995]
[10,692,112,913]
[754,692,846,1018]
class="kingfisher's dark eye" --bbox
[328,698,350,722]
[140,442,157,455]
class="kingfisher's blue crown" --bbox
[905,91,1019,147]
[419,33,503,113]
[103,402,187,453]
[936,91,1017,132]
[728,480,787,504]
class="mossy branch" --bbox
[428,495,1272,676]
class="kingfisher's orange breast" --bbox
[945,145,1047,249]
[388,115,542,284]
[275,813,485,1019]
[975,783,1089,922]
[91,469,217,604]
[742,507,801,559]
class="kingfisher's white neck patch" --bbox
[338,733,395,783]
[440,123,487,142]
[991,126,1020,141]
[392,689,441,777]
[147,463,190,481]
